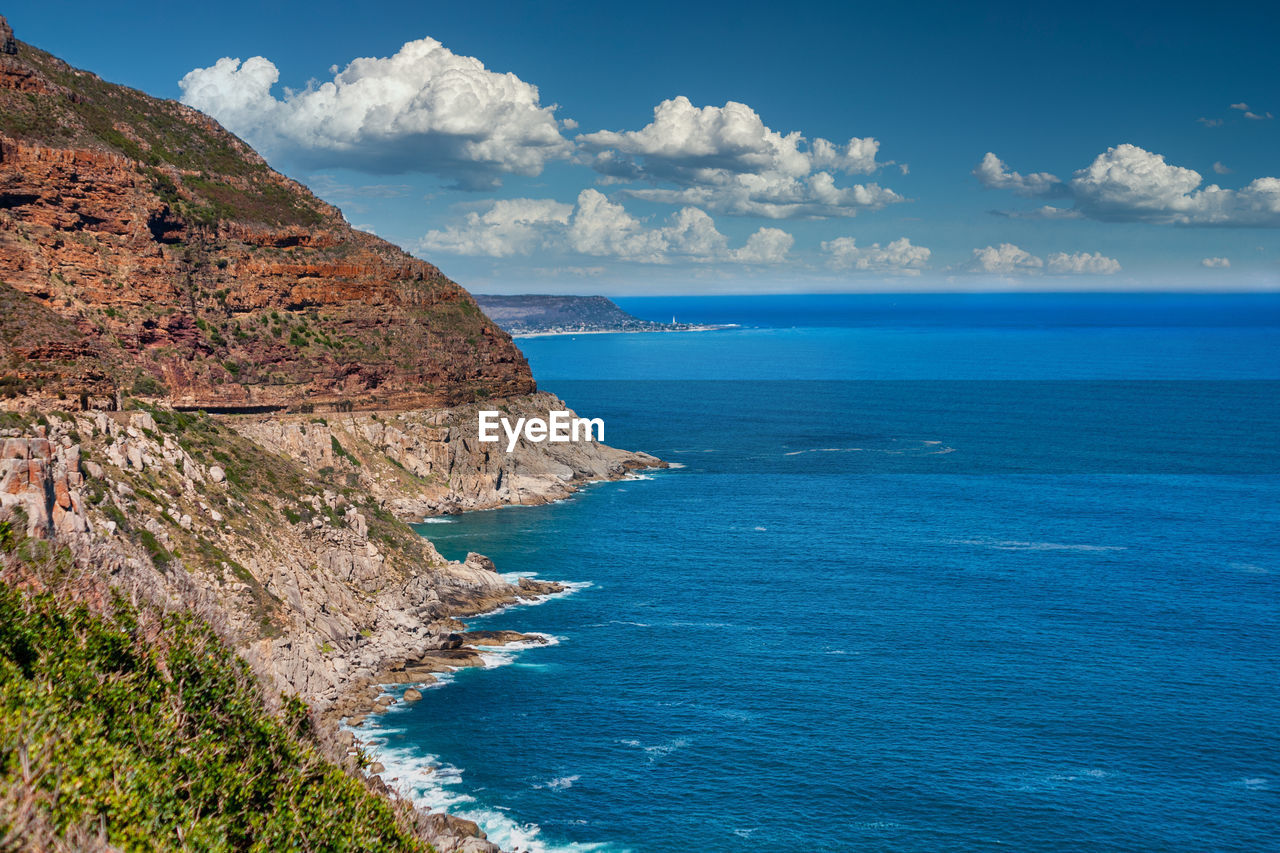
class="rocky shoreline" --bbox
[0,393,661,853]
[324,593,568,728]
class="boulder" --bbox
[463,552,497,572]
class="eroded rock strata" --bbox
[0,18,660,852]
[0,401,654,852]
[0,27,532,410]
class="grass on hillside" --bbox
[0,523,430,852]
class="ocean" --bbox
[358,293,1280,852]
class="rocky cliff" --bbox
[0,18,663,852]
[0,400,654,852]
[0,24,532,411]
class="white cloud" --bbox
[577,96,903,219]
[962,243,1045,274]
[961,244,1120,276]
[1071,145,1280,225]
[1213,161,1232,175]
[1245,110,1274,121]
[820,237,931,275]
[419,198,573,256]
[419,189,792,265]
[1046,251,1122,275]
[973,152,1066,198]
[1230,103,1250,111]
[566,190,670,262]
[179,39,572,188]
[731,228,796,264]
[1201,256,1231,268]
[1198,117,1224,128]
[980,144,1280,227]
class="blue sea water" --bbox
[360,294,1280,852]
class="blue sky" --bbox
[8,1,1279,293]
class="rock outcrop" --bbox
[0,19,663,852]
[1,433,91,541]
[0,24,533,410]
[0,16,16,56]
[235,391,664,520]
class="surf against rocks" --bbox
[478,410,604,452]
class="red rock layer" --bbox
[0,30,534,411]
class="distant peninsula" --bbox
[473,294,730,337]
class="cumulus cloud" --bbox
[1201,256,1231,268]
[961,244,1120,276]
[820,237,931,275]
[576,96,903,219]
[973,152,1067,198]
[1213,161,1233,175]
[977,144,1280,227]
[1230,103,1250,111]
[565,190,671,262]
[179,39,572,188]
[963,243,1045,275]
[1046,251,1122,275]
[730,228,796,264]
[419,189,792,264]
[419,198,573,256]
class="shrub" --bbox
[0,547,427,850]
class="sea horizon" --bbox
[354,292,1280,852]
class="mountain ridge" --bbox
[0,25,533,411]
[0,18,663,852]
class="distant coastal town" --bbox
[473,294,733,337]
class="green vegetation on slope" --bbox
[0,527,428,852]
[1,42,325,227]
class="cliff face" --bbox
[0,11,667,728]
[0,22,666,851]
[238,390,663,517]
[0,29,533,410]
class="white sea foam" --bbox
[619,737,689,764]
[1237,777,1269,791]
[479,579,592,616]
[352,658,628,852]
[953,538,1126,552]
[533,774,580,791]
[753,526,767,531]
[419,517,456,524]
[474,633,563,669]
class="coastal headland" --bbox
[0,18,659,852]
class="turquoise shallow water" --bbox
[358,294,1280,852]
